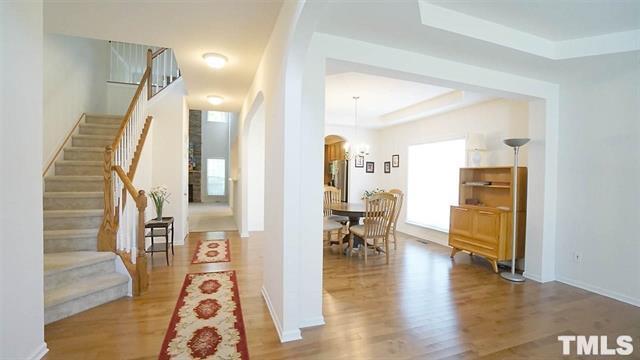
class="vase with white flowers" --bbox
[149,185,170,220]
[361,187,384,200]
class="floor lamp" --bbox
[500,138,529,282]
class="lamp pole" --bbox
[500,138,529,282]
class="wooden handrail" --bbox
[43,113,85,177]
[112,67,150,149]
[113,165,140,200]
[151,47,167,58]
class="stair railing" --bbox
[98,49,157,296]
[148,47,181,99]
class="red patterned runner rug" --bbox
[191,239,230,264]
[159,271,249,359]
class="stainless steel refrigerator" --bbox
[329,160,349,202]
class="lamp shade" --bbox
[503,138,530,148]
[467,133,486,150]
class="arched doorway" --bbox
[323,134,349,202]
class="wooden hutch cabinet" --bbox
[448,167,527,273]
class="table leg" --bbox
[171,222,174,255]
[165,226,169,266]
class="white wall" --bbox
[236,0,326,342]
[106,82,136,115]
[554,56,640,306]
[147,78,188,244]
[43,33,108,166]
[201,111,230,203]
[371,98,529,246]
[0,2,48,359]
[324,124,379,203]
[247,104,265,231]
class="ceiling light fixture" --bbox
[207,95,224,105]
[202,53,228,69]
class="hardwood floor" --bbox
[45,231,640,359]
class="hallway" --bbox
[188,203,238,233]
[44,231,640,359]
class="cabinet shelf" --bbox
[462,183,510,189]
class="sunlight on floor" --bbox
[188,202,237,232]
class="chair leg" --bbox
[385,237,390,264]
[337,228,343,255]
[363,238,368,264]
[393,229,397,250]
[348,233,354,256]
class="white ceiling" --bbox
[325,72,492,128]
[316,1,640,82]
[325,72,452,126]
[44,1,283,112]
[429,0,640,41]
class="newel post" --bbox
[135,190,149,295]
[97,146,116,252]
[146,49,153,100]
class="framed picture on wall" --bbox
[355,155,364,168]
[366,161,375,173]
[392,154,400,167]
[384,161,391,173]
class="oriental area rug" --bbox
[159,271,249,359]
[191,239,230,264]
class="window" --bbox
[406,138,466,232]
[207,111,228,123]
[206,158,226,196]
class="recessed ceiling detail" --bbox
[325,72,492,129]
[418,0,640,60]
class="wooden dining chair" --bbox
[323,218,343,252]
[388,189,404,249]
[323,185,349,223]
[348,192,396,264]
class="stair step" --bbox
[72,134,113,148]
[79,123,120,136]
[44,191,103,210]
[45,176,103,192]
[64,147,105,161]
[44,229,98,253]
[44,251,116,290]
[44,272,128,324]
[55,160,102,176]
[44,209,103,231]
[85,114,122,125]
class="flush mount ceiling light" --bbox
[202,53,227,69]
[207,95,224,105]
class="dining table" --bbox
[329,202,367,251]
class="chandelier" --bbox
[343,96,369,160]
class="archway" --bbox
[239,92,265,237]
[323,134,349,201]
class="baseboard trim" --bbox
[522,271,543,283]
[28,342,49,360]
[299,316,325,328]
[261,286,302,342]
[556,275,640,308]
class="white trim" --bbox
[261,286,302,342]
[556,276,640,308]
[299,316,325,328]
[405,220,449,234]
[418,0,640,60]
[522,271,543,283]
[27,343,49,360]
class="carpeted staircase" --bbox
[43,114,129,324]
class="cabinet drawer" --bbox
[449,235,497,259]
[450,206,473,237]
